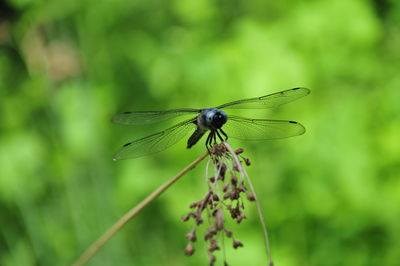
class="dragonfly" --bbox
[112,87,310,160]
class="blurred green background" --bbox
[1,0,400,265]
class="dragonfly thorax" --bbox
[198,108,228,130]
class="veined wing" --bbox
[217,87,310,109]
[223,115,305,140]
[114,117,197,160]
[112,108,199,125]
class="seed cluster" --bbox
[182,146,254,265]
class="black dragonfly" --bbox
[112,87,310,160]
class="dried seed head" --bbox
[185,242,195,256]
[183,144,254,263]
[212,143,227,156]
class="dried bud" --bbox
[230,191,239,200]
[230,207,240,219]
[233,239,243,249]
[231,176,238,186]
[183,212,198,222]
[182,214,191,221]
[209,176,216,183]
[196,217,203,225]
[238,183,247,192]
[223,184,229,192]
[230,211,238,219]
[237,213,246,223]
[247,193,256,201]
[208,239,220,252]
[208,198,214,206]
[215,208,224,230]
[235,148,244,154]
[186,231,197,242]
[224,229,233,238]
[233,163,240,172]
[208,254,216,265]
[223,192,231,200]
[204,228,216,240]
[243,157,251,166]
[185,242,195,256]
[212,194,219,201]
[189,201,200,208]
[219,163,227,177]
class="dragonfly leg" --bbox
[215,129,224,142]
[212,130,217,146]
[205,131,212,154]
[219,128,228,140]
[206,131,211,147]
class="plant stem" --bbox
[73,151,209,266]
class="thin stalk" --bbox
[223,142,273,266]
[73,151,209,266]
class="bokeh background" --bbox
[1,0,400,265]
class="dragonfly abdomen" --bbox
[187,127,207,148]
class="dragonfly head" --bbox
[201,108,227,129]
[213,110,228,128]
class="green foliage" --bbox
[1,0,399,265]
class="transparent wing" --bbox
[112,108,199,125]
[217,87,310,110]
[222,115,305,140]
[114,118,197,160]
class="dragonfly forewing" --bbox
[112,108,199,125]
[217,87,310,110]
